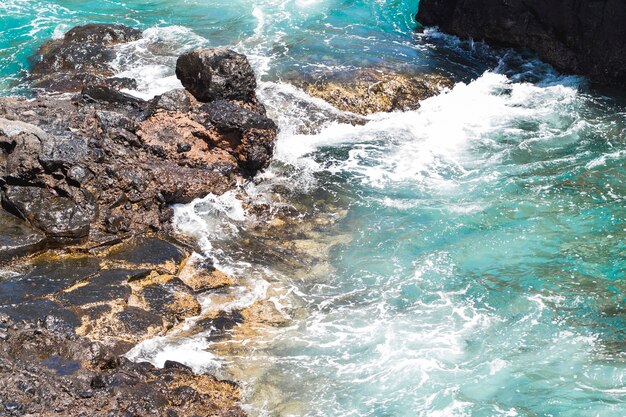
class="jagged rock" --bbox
[57,269,136,305]
[176,48,257,102]
[0,209,46,261]
[0,315,245,416]
[62,24,143,45]
[0,26,276,244]
[416,0,626,86]
[202,100,277,172]
[300,68,452,115]
[152,88,192,113]
[30,24,143,92]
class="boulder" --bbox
[175,48,257,102]
[30,24,143,93]
[2,186,95,242]
[416,0,626,86]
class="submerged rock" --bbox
[416,0,626,86]
[176,48,257,102]
[300,68,452,115]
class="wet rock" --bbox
[63,24,143,45]
[0,209,46,261]
[301,68,452,115]
[178,255,234,292]
[30,24,143,93]
[416,0,626,86]
[0,299,80,328]
[197,311,244,340]
[81,84,146,107]
[105,236,187,274]
[203,100,276,131]
[202,100,277,172]
[130,274,201,324]
[2,186,95,242]
[176,48,257,102]
[1,24,276,243]
[0,255,99,305]
[0,316,244,416]
[57,269,137,306]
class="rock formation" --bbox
[416,0,626,86]
[295,68,452,115]
[0,23,278,416]
[0,24,277,258]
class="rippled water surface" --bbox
[3,1,626,416]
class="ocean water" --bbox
[3,1,626,416]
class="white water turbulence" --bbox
[132,41,626,416]
[8,0,626,415]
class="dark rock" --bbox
[203,100,276,131]
[202,100,277,172]
[115,307,163,335]
[63,24,142,45]
[90,374,107,389]
[0,299,80,328]
[81,85,146,107]
[57,269,136,306]
[196,311,243,340]
[106,237,186,272]
[2,24,277,245]
[152,89,192,113]
[2,186,95,242]
[39,137,90,170]
[30,24,142,93]
[163,361,192,372]
[0,256,99,305]
[416,0,626,86]
[0,209,46,261]
[176,48,257,102]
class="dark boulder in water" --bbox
[176,47,257,102]
[29,23,143,93]
[416,0,626,86]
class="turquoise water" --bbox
[4,1,626,416]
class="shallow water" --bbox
[3,1,626,416]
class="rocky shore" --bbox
[0,23,276,416]
[416,0,626,86]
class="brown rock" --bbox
[301,68,453,115]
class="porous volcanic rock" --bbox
[0,315,244,417]
[29,23,142,93]
[299,68,452,115]
[416,0,626,86]
[0,25,277,260]
[176,48,257,102]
